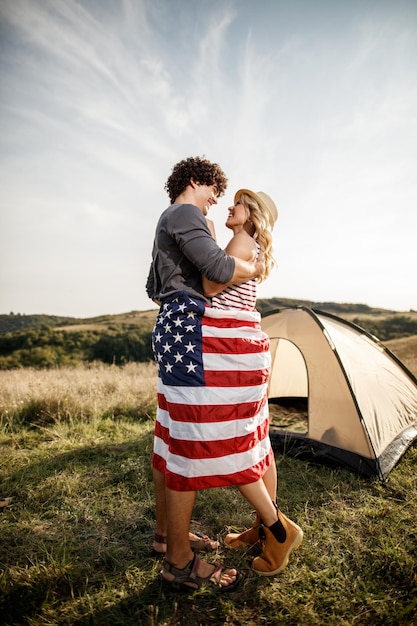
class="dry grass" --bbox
[0,361,157,431]
[386,336,417,376]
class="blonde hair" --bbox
[240,192,276,282]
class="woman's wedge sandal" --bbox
[152,532,219,555]
[161,554,240,593]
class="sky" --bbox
[1,0,416,318]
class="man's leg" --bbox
[153,467,168,552]
[162,486,238,587]
[165,487,196,567]
[152,468,220,553]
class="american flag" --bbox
[152,293,273,491]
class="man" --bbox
[146,156,266,591]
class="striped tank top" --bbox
[211,242,260,311]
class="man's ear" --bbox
[190,178,199,188]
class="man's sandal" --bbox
[152,532,219,555]
[151,533,167,555]
[190,532,220,553]
[160,554,240,592]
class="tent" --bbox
[261,307,417,480]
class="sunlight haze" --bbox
[1,0,416,317]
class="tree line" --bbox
[0,314,416,370]
[0,324,153,369]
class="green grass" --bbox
[0,363,416,625]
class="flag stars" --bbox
[153,299,204,385]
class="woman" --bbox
[149,163,302,591]
[203,189,303,576]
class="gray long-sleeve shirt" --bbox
[146,203,235,304]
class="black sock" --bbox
[268,517,287,543]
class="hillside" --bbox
[384,334,417,368]
[1,299,416,370]
[0,309,159,335]
[2,299,417,336]
[255,297,399,317]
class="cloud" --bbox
[0,0,416,316]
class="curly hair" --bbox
[240,192,276,282]
[164,156,228,203]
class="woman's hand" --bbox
[255,250,265,279]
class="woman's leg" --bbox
[236,477,303,577]
[237,479,278,527]
[225,454,278,549]
[224,453,278,549]
[262,456,277,502]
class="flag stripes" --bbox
[151,292,273,491]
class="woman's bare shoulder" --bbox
[225,232,257,261]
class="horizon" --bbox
[2,296,415,320]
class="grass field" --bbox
[0,344,416,625]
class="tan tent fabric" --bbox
[261,307,417,479]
